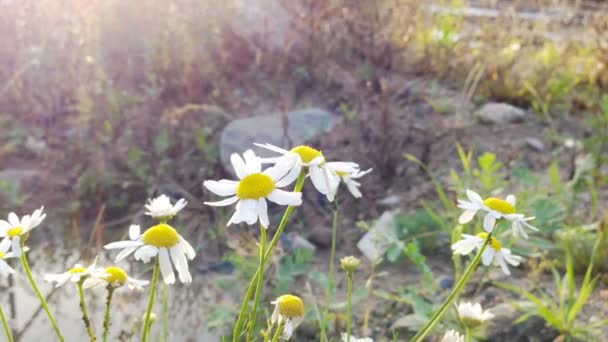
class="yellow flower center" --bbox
[335,171,349,177]
[7,226,23,237]
[142,224,180,248]
[105,266,128,285]
[277,294,304,318]
[291,145,324,164]
[236,173,276,199]
[0,252,5,259]
[476,233,502,250]
[483,198,515,214]
[69,267,87,274]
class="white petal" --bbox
[495,253,511,275]
[0,220,11,235]
[309,166,328,194]
[466,190,484,204]
[105,240,143,250]
[483,214,496,232]
[230,153,247,179]
[257,198,269,228]
[275,162,302,188]
[263,156,294,181]
[458,210,476,224]
[129,225,141,240]
[170,245,192,284]
[243,149,261,174]
[179,236,196,260]
[481,248,495,266]
[12,237,21,257]
[7,213,19,227]
[0,238,10,253]
[326,161,359,174]
[204,196,239,207]
[308,156,325,166]
[134,245,159,263]
[344,179,362,198]
[254,143,290,155]
[226,201,245,226]
[506,194,516,206]
[203,180,239,196]
[115,246,138,263]
[240,199,258,225]
[159,249,175,285]
[267,189,302,206]
[0,260,15,276]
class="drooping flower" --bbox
[104,224,195,285]
[44,258,105,288]
[451,233,523,275]
[336,168,372,198]
[441,329,464,342]
[270,294,305,340]
[203,149,302,227]
[83,265,149,290]
[456,301,494,328]
[457,190,538,237]
[255,143,361,201]
[341,333,374,342]
[0,238,17,277]
[0,206,46,257]
[145,194,187,221]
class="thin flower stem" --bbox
[20,243,64,342]
[346,270,353,342]
[0,304,14,342]
[410,234,492,342]
[321,206,339,341]
[466,327,472,342]
[78,281,96,341]
[163,283,168,342]
[232,172,306,341]
[246,223,267,341]
[102,286,115,342]
[270,324,284,342]
[142,259,160,342]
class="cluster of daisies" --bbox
[451,189,538,275]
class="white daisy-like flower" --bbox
[255,143,361,202]
[0,206,46,257]
[441,329,464,342]
[457,190,538,237]
[456,301,494,328]
[44,258,106,288]
[341,333,374,342]
[270,294,305,340]
[451,233,523,275]
[145,194,187,221]
[336,168,373,198]
[203,149,302,227]
[104,224,195,285]
[83,265,149,291]
[0,238,17,276]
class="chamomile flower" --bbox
[145,194,187,221]
[457,302,494,328]
[104,224,195,285]
[255,143,360,201]
[203,149,302,227]
[336,168,373,198]
[84,266,149,290]
[441,330,464,342]
[0,238,17,276]
[270,294,305,340]
[451,233,523,275]
[0,206,46,257]
[457,190,538,237]
[44,258,105,288]
[341,333,374,342]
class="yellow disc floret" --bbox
[476,232,503,250]
[0,252,5,259]
[7,226,23,237]
[277,294,304,318]
[142,224,180,248]
[69,267,87,274]
[291,145,324,164]
[105,266,128,285]
[236,173,276,199]
[483,198,516,214]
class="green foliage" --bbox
[273,248,315,297]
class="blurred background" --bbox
[1,0,608,341]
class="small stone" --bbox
[525,137,544,151]
[474,102,526,125]
[378,194,401,207]
[285,233,316,251]
[308,226,333,248]
[357,211,397,261]
[438,276,454,289]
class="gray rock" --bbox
[378,194,401,207]
[525,137,545,151]
[474,102,526,124]
[219,108,336,173]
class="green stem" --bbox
[232,172,306,341]
[410,234,492,342]
[142,259,160,342]
[321,207,339,341]
[0,304,14,342]
[246,224,267,341]
[346,271,353,342]
[163,283,168,342]
[271,324,284,342]
[466,327,472,342]
[102,286,115,342]
[20,243,64,342]
[78,281,96,341]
